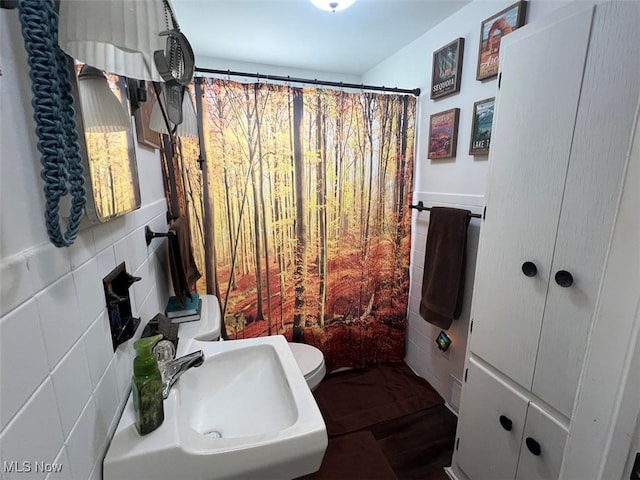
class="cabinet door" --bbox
[516,402,568,480]
[532,2,637,417]
[469,7,594,390]
[455,357,529,480]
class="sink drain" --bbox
[203,430,222,438]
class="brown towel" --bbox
[168,215,201,304]
[419,207,471,329]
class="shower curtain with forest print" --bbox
[182,78,416,371]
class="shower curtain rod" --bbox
[194,67,421,96]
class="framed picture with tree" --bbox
[476,1,528,81]
[430,38,465,100]
[469,97,495,155]
[428,108,460,159]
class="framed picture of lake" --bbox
[469,97,495,155]
[476,1,527,81]
[428,108,460,159]
[431,38,465,100]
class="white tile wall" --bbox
[0,380,64,480]
[0,300,49,430]
[50,340,94,438]
[27,243,72,293]
[46,446,71,480]
[91,221,115,255]
[69,228,97,270]
[112,238,132,277]
[72,259,105,331]
[0,202,169,480]
[35,275,83,368]
[403,193,484,406]
[0,254,33,316]
[2,15,169,479]
[112,342,136,398]
[95,248,117,281]
[84,313,115,386]
[93,361,120,433]
[65,398,105,480]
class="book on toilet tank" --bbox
[168,298,202,324]
[165,293,200,318]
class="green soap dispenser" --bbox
[132,334,164,435]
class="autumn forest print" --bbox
[181,78,416,370]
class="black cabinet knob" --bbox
[554,270,574,287]
[522,261,537,277]
[499,415,513,431]
[525,437,542,456]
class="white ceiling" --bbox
[171,0,471,76]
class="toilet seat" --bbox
[288,343,326,390]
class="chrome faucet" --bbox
[160,350,204,399]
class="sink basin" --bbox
[103,336,327,480]
[180,343,297,438]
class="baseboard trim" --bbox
[444,466,458,480]
[444,402,459,417]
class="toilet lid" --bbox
[288,343,324,377]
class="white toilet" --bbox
[179,295,326,391]
[287,342,326,391]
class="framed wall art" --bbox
[469,97,495,155]
[431,38,465,100]
[133,81,162,149]
[476,1,528,81]
[428,108,460,160]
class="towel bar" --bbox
[409,201,482,219]
[145,225,175,246]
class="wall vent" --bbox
[449,374,463,413]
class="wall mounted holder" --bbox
[145,225,174,246]
[103,262,142,351]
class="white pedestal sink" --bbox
[103,335,327,480]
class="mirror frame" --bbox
[66,55,142,225]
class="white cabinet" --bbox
[455,358,530,480]
[456,358,567,480]
[515,402,568,480]
[468,0,635,417]
[453,2,640,479]
[468,5,597,418]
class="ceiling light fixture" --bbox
[310,0,356,12]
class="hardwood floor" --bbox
[302,403,458,480]
[298,364,458,480]
[371,404,458,480]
